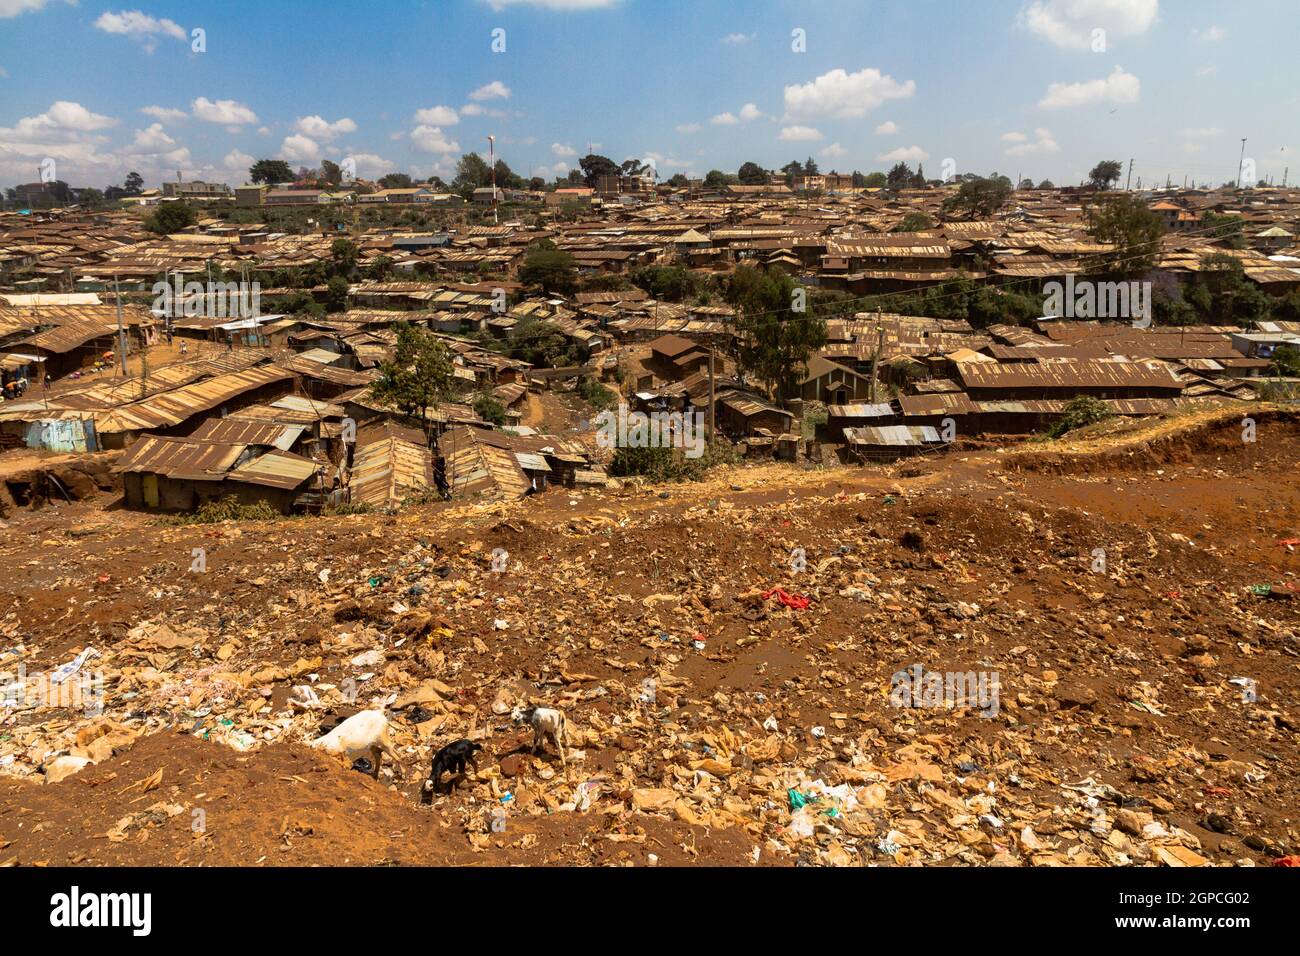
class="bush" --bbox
[608,441,740,483]
[166,495,281,524]
[473,392,508,425]
[575,375,617,410]
[1044,396,1114,439]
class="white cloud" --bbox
[784,66,915,120]
[223,149,254,171]
[711,103,762,126]
[280,134,319,163]
[0,0,70,19]
[821,143,847,159]
[1182,142,1203,154]
[548,161,571,176]
[1195,64,1217,77]
[294,115,357,140]
[412,106,458,127]
[875,120,900,135]
[1038,66,1140,109]
[131,123,176,153]
[410,125,460,154]
[344,153,394,178]
[140,105,187,123]
[1018,0,1159,51]
[1180,126,1221,138]
[1004,127,1059,156]
[551,142,577,157]
[94,10,186,51]
[468,81,511,101]
[675,122,702,134]
[779,125,823,142]
[459,103,506,119]
[480,0,620,9]
[721,32,754,45]
[877,145,929,162]
[192,97,258,126]
[0,101,121,182]
[1192,25,1225,42]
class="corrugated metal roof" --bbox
[844,425,941,446]
[189,417,305,450]
[440,426,530,500]
[113,435,246,480]
[227,449,320,490]
[97,365,293,433]
[826,402,894,418]
[898,391,980,416]
[955,360,1183,391]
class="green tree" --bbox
[1201,211,1246,249]
[578,153,620,187]
[942,173,1013,219]
[378,172,414,189]
[886,161,913,192]
[1085,194,1165,278]
[507,320,583,368]
[473,392,507,426]
[629,265,698,301]
[1270,344,1300,377]
[452,153,492,197]
[780,160,804,186]
[704,169,729,189]
[369,323,455,441]
[737,161,767,185]
[1088,160,1123,190]
[519,245,577,294]
[893,212,933,232]
[250,159,294,184]
[319,159,342,186]
[862,171,887,188]
[324,275,349,312]
[726,265,828,398]
[124,171,144,194]
[330,237,359,273]
[145,202,197,235]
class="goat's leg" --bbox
[369,744,382,779]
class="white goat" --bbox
[308,709,400,779]
[512,705,568,765]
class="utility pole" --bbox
[707,348,716,444]
[1236,138,1247,189]
[1125,158,1134,191]
[869,322,884,403]
[488,135,498,225]
[113,275,128,375]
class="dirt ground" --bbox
[0,406,1296,867]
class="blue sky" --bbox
[0,0,1295,190]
